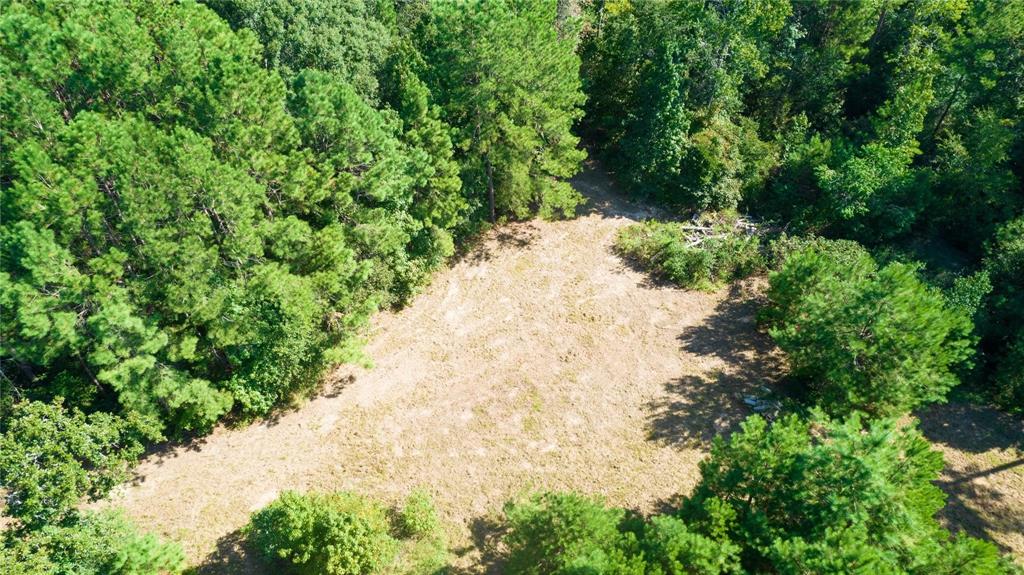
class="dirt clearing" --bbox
[104,164,1022,571]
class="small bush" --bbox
[615,221,764,290]
[246,491,396,575]
[388,490,448,575]
[395,490,440,539]
[503,492,645,575]
[766,233,870,271]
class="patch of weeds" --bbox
[522,383,544,437]
[615,219,764,290]
[388,491,449,575]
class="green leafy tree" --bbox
[502,492,645,575]
[580,0,787,211]
[0,399,158,530]
[0,510,184,575]
[212,0,467,306]
[762,248,973,416]
[0,0,380,431]
[205,0,392,100]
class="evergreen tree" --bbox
[415,0,587,221]
[762,247,973,416]
[685,412,1015,574]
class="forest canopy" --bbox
[2,0,1023,572]
[0,0,586,436]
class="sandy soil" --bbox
[104,163,1022,572]
[919,402,1024,560]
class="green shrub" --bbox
[390,491,448,575]
[0,510,184,575]
[765,233,870,271]
[615,221,764,290]
[762,247,973,416]
[0,400,159,529]
[503,492,645,575]
[395,490,440,539]
[246,491,397,575]
[685,412,1016,574]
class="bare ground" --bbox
[919,402,1024,559]
[104,163,1023,571]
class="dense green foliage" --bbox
[247,491,396,575]
[762,247,973,416]
[0,510,184,575]
[0,400,182,574]
[0,0,585,439]
[614,221,763,290]
[206,0,391,99]
[582,0,1024,410]
[580,0,787,211]
[503,492,646,574]
[501,414,1019,575]
[410,0,588,221]
[2,0,1022,570]
[503,492,738,575]
[245,490,446,575]
[0,399,155,530]
[683,413,1015,574]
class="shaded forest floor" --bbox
[104,163,1023,572]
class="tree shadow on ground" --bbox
[918,401,1024,554]
[130,435,209,484]
[191,527,264,575]
[453,222,542,266]
[646,373,756,448]
[448,514,508,575]
[132,374,358,483]
[918,401,1024,453]
[936,459,1024,554]
[573,160,661,222]
[646,283,783,449]
[675,282,775,373]
[607,239,687,291]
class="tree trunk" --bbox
[486,153,496,224]
[871,6,888,48]
[929,74,964,144]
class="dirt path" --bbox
[105,163,1022,571]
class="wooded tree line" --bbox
[1,0,1023,573]
[1,0,584,435]
[583,0,1024,414]
[1,0,584,570]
